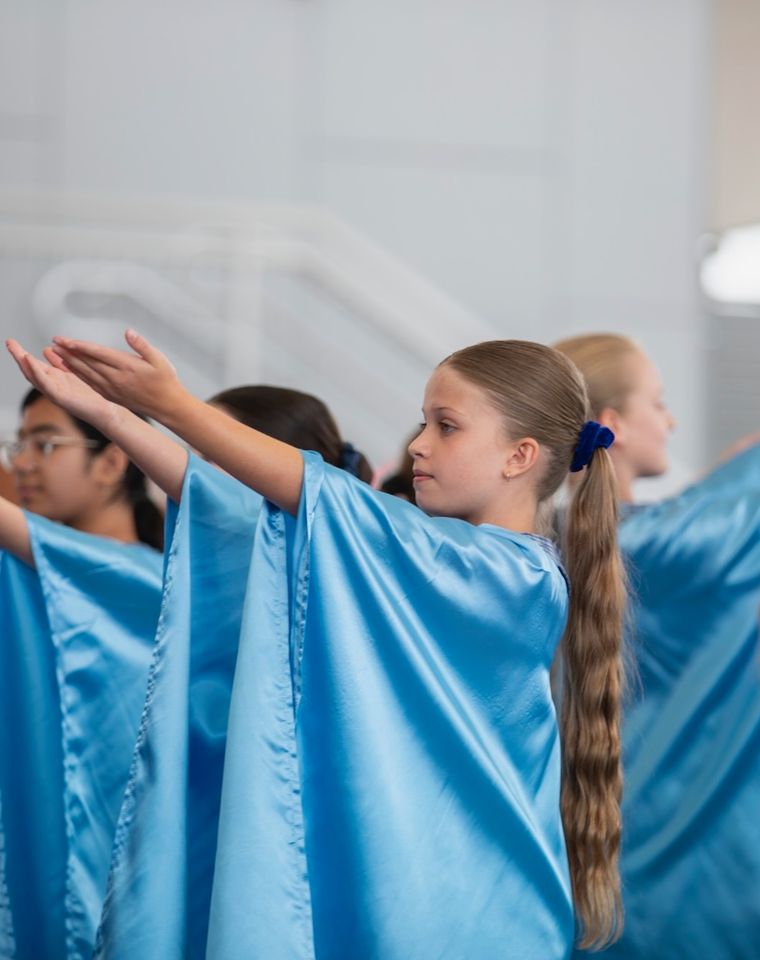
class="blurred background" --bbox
[0,0,758,495]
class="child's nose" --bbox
[408,428,429,459]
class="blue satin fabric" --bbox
[0,792,15,959]
[593,444,760,959]
[206,451,574,959]
[0,517,162,960]
[94,456,261,960]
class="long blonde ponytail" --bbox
[444,340,625,947]
[561,447,626,948]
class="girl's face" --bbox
[613,351,675,479]
[408,366,516,525]
[10,397,108,524]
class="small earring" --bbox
[506,472,511,482]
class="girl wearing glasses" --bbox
[0,388,165,960]
[1,387,164,546]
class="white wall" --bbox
[0,0,712,484]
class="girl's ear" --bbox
[503,437,540,479]
[91,442,130,491]
[598,407,624,446]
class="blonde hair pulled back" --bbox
[553,333,641,419]
[444,340,626,949]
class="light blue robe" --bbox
[95,456,261,959]
[206,452,574,959]
[595,445,760,958]
[0,516,162,960]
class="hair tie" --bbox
[339,442,362,477]
[570,421,615,472]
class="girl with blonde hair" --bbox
[10,331,626,958]
[555,332,760,960]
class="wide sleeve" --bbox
[22,516,163,960]
[606,446,760,959]
[0,547,68,960]
[619,443,760,674]
[207,452,573,960]
[95,454,262,960]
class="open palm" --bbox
[47,330,183,420]
[6,339,116,429]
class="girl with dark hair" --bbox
[5,354,378,960]
[93,383,372,960]
[10,331,624,959]
[380,431,417,501]
[210,385,373,482]
[555,333,760,960]
[1,374,373,960]
[12,387,164,548]
[0,391,165,960]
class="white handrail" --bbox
[0,191,489,360]
[0,191,489,463]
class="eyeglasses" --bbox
[0,436,101,472]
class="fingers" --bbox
[125,328,171,371]
[19,352,52,392]
[6,340,43,389]
[53,330,176,384]
[125,328,152,359]
[43,346,70,372]
[50,347,113,397]
[51,336,126,370]
[52,331,167,373]
[18,332,181,422]
[51,344,123,381]
[5,339,28,364]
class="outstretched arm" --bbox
[714,431,760,467]
[6,340,189,504]
[41,330,304,514]
[0,496,33,566]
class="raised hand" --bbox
[50,329,186,421]
[6,339,119,434]
[28,329,303,513]
[714,430,760,466]
[7,337,190,504]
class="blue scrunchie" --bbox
[339,442,362,477]
[569,421,615,472]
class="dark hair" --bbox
[208,385,373,483]
[380,434,416,501]
[21,388,164,551]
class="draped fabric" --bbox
[0,552,59,960]
[0,792,16,960]
[0,517,162,960]
[204,451,574,959]
[95,456,261,960]
[597,445,760,959]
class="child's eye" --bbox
[440,422,456,435]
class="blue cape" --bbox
[596,445,760,959]
[93,452,574,958]
[206,452,573,959]
[95,456,262,959]
[0,516,162,960]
